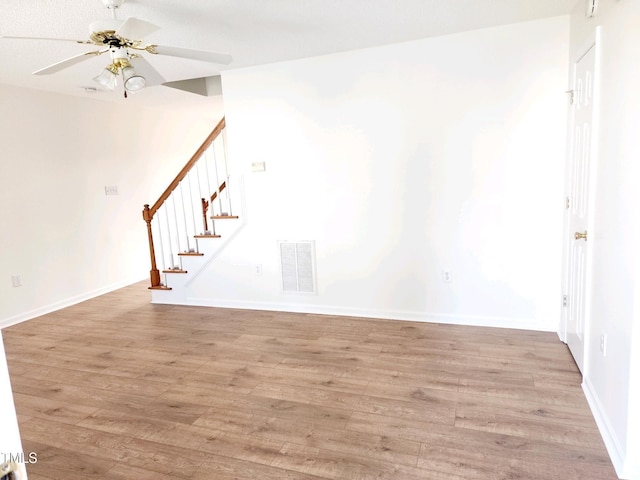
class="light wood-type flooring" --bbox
[3,283,617,479]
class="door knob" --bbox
[574,231,588,241]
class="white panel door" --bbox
[565,44,597,373]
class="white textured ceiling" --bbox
[0,0,578,109]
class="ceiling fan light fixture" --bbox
[122,66,145,91]
[93,66,118,90]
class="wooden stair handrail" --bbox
[148,116,226,219]
[210,180,227,203]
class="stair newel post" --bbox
[142,204,161,288]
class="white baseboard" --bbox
[583,376,629,479]
[168,297,555,332]
[0,276,146,329]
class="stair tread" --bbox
[163,269,188,274]
[148,286,172,291]
[178,252,204,256]
[195,234,221,238]
[211,215,239,219]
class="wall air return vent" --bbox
[279,240,316,294]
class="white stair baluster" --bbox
[194,160,206,233]
[179,181,191,252]
[186,171,199,236]
[154,216,166,272]
[171,194,182,255]
[164,203,176,268]
[203,147,214,215]
[212,138,224,215]
[221,127,233,216]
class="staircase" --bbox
[142,116,243,303]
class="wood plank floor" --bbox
[2,283,617,479]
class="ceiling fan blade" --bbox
[129,56,166,87]
[1,35,88,44]
[149,45,232,65]
[33,49,107,75]
[115,17,160,40]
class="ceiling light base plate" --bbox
[101,0,125,9]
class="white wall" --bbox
[0,85,223,327]
[0,332,27,479]
[568,1,640,478]
[185,17,569,332]
[0,85,224,478]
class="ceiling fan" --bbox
[1,0,232,97]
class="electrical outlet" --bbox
[600,334,607,356]
[11,275,23,288]
[104,186,119,196]
[255,264,263,276]
[442,270,453,283]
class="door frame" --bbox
[559,29,601,376]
